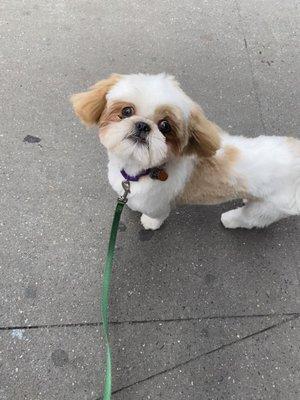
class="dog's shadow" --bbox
[111,202,299,321]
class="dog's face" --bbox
[71,73,220,169]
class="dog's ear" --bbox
[186,107,220,157]
[70,74,121,126]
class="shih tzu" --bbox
[71,73,300,230]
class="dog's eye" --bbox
[158,120,171,135]
[121,106,134,118]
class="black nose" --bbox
[135,121,151,134]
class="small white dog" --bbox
[71,73,300,230]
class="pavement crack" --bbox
[0,322,100,331]
[110,314,299,396]
[234,0,267,135]
[0,312,299,331]
[118,312,299,325]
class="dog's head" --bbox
[71,73,220,169]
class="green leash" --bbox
[101,181,130,400]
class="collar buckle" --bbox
[120,167,168,182]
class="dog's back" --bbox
[221,132,300,214]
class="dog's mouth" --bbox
[128,134,148,145]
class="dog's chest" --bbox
[108,168,170,214]
[107,157,195,215]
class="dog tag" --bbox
[150,168,168,181]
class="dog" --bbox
[71,73,300,230]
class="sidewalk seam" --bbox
[108,314,299,397]
[1,312,299,331]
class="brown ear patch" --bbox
[186,108,220,158]
[70,74,121,126]
[153,105,186,154]
[99,101,135,128]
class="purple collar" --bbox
[121,168,151,182]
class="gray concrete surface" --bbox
[0,1,299,399]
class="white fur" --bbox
[220,133,300,228]
[102,73,300,229]
[107,73,194,120]
[108,152,195,220]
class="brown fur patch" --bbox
[153,105,186,154]
[70,74,121,126]
[99,101,135,128]
[185,108,221,158]
[177,145,248,205]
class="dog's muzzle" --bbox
[131,121,151,143]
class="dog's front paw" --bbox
[221,209,241,229]
[141,214,164,230]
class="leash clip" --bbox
[118,180,131,204]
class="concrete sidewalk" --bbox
[0,1,299,399]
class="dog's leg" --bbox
[141,214,165,230]
[141,207,170,230]
[221,201,286,229]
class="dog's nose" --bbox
[135,121,151,135]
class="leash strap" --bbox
[101,181,130,400]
